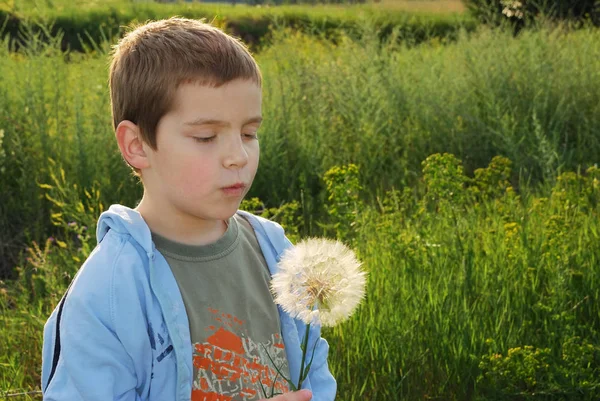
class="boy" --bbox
[41,18,336,401]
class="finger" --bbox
[294,390,312,401]
[270,389,312,401]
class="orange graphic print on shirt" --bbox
[191,307,289,401]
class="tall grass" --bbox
[0,27,139,277]
[1,24,599,277]
[2,154,599,400]
[257,25,600,204]
[1,22,600,400]
[0,0,475,52]
[326,157,600,400]
[1,0,467,14]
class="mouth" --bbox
[223,183,247,190]
[221,183,247,196]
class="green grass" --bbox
[1,24,599,276]
[374,0,465,13]
[2,155,599,400]
[0,0,467,14]
[0,0,476,51]
[256,26,600,203]
[1,19,600,400]
[325,156,600,400]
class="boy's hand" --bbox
[260,390,312,401]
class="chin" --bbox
[213,205,242,220]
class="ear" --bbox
[115,120,150,170]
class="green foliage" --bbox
[420,153,514,212]
[0,233,87,397]
[422,153,469,209]
[256,26,600,210]
[477,337,600,399]
[463,0,600,27]
[16,160,103,307]
[1,161,107,395]
[2,24,600,280]
[240,197,304,243]
[3,154,600,399]
[471,156,513,200]
[328,154,599,400]
[0,2,476,52]
[1,13,600,399]
[0,37,139,278]
[322,164,362,243]
[245,154,600,400]
[479,345,557,397]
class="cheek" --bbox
[169,171,215,201]
[161,151,216,190]
[181,161,216,186]
[248,143,260,168]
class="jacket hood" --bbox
[96,204,154,254]
[96,205,290,267]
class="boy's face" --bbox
[141,78,261,222]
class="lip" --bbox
[221,183,247,196]
[223,183,246,190]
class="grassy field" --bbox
[0,0,476,52]
[2,154,599,400]
[1,25,598,278]
[375,0,465,12]
[1,4,600,400]
[1,0,466,14]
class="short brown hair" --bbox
[109,17,262,150]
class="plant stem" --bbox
[297,322,311,390]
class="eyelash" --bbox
[193,136,215,143]
[193,133,258,143]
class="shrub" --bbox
[477,337,600,399]
[463,0,600,27]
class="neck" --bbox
[135,194,228,246]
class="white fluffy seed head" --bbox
[271,238,367,327]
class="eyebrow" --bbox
[183,116,263,127]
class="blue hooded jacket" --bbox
[41,205,337,401]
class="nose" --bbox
[223,135,249,169]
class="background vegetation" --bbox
[1,0,475,51]
[1,1,599,400]
[464,0,600,27]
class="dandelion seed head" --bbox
[271,238,367,327]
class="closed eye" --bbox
[243,133,259,140]
[193,136,216,143]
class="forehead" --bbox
[170,79,262,121]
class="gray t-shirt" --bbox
[152,215,291,401]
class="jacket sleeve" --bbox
[42,237,151,401]
[253,215,338,400]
